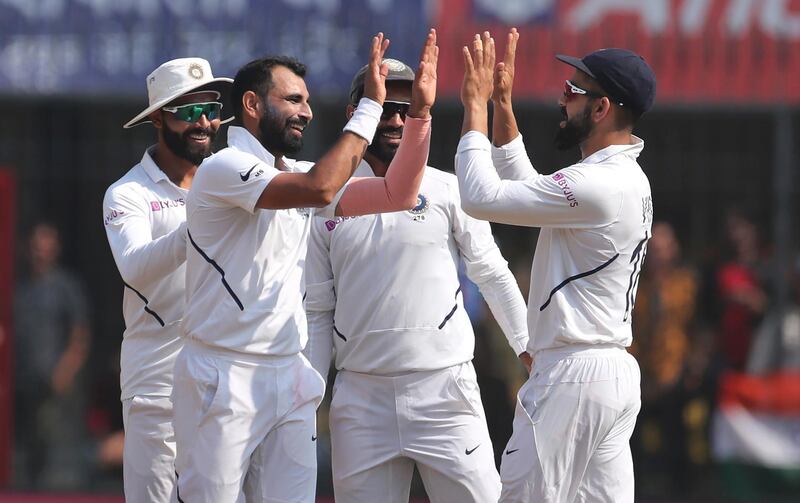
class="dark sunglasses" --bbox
[563,80,605,101]
[162,101,223,123]
[381,101,410,120]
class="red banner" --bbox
[435,0,800,104]
[0,169,15,487]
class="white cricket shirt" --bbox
[455,133,653,356]
[304,160,528,377]
[182,126,337,355]
[103,148,188,399]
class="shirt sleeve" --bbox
[103,185,187,291]
[334,116,431,217]
[449,181,529,355]
[491,134,537,181]
[455,131,622,229]
[195,150,280,213]
[303,217,336,382]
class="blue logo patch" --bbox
[409,193,429,215]
[408,193,429,222]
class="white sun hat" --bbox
[124,57,234,128]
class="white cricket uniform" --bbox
[455,132,652,503]
[304,161,528,503]
[173,126,341,503]
[103,147,188,503]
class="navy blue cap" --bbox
[556,48,656,115]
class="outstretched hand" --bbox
[492,28,519,104]
[461,31,495,107]
[409,29,439,119]
[362,33,391,105]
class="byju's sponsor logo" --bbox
[324,216,359,231]
[150,198,186,212]
[104,208,125,225]
[552,172,578,207]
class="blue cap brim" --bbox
[555,54,596,79]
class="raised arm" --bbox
[492,28,520,147]
[491,28,535,181]
[460,32,494,138]
[256,33,390,209]
[335,29,439,217]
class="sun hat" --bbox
[124,57,234,128]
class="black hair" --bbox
[231,56,307,124]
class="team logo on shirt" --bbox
[408,193,429,221]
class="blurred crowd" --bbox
[9,208,799,500]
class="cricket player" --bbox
[172,31,438,502]
[303,57,530,503]
[103,57,232,502]
[457,30,656,502]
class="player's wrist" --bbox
[343,97,382,144]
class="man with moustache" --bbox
[303,59,529,503]
[456,30,656,502]
[102,57,232,502]
[173,31,438,502]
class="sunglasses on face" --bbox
[381,101,410,121]
[563,80,605,101]
[162,102,223,123]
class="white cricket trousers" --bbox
[172,340,325,503]
[122,395,177,503]
[330,362,501,503]
[499,345,641,503]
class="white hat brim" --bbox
[123,77,234,128]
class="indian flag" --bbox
[712,372,800,497]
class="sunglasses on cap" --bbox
[162,102,223,123]
[381,101,410,121]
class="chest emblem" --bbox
[408,193,429,222]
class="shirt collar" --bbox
[140,146,169,184]
[581,135,644,165]
[227,126,302,172]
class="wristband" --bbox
[342,97,382,144]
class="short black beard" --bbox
[554,103,593,151]
[366,125,404,164]
[162,122,217,165]
[258,102,307,157]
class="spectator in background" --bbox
[716,210,769,370]
[13,222,91,489]
[631,221,708,497]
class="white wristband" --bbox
[343,97,382,144]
